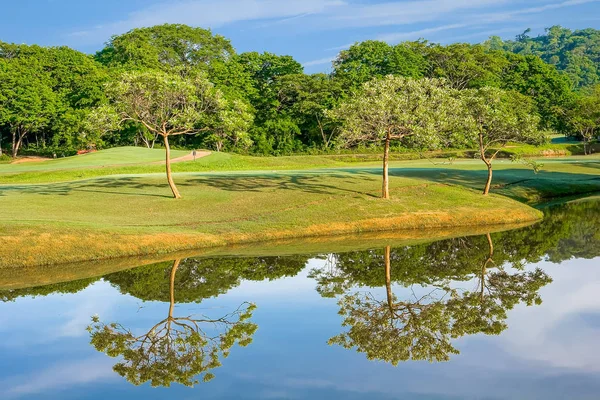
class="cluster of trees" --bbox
[1,24,599,159]
[1,24,599,196]
[487,26,600,89]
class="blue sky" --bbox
[0,0,598,73]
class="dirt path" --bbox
[10,156,52,164]
[152,150,212,164]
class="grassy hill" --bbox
[1,147,598,268]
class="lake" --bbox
[0,198,599,399]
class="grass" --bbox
[1,146,599,268]
[0,146,189,173]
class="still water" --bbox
[0,199,599,399]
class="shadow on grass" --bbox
[0,173,382,199]
[184,173,380,198]
[0,177,173,198]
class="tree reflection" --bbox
[323,233,553,364]
[88,259,258,387]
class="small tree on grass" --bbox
[93,70,223,199]
[329,76,459,199]
[566,85,600,155]
[462,87,545,195]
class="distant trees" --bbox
[330,76,459,199]
[462,87,545,194]
[489,26,600,89]
[1,23,598,158]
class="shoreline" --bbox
[0,207,542,269]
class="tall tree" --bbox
[0,57,56,157]
[332,41,426,89]
[461,87,545,195]
[424,43,508,90]
[330,76,459,199]
[566,85,600,155]
[95,24,234,72]
[91,70,223,198]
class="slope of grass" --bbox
[0,169,543,268]
[1,147,598,268]
[0,146,189,173]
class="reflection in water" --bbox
[322,234,552,364]
[87,259,258,387]
[0,199,598,394]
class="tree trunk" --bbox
[479,132,493,195]
[384,246,394,313]
[163,134,182,199]
[168,259,181,319]
[12,129,25,159]
[483,164,493,195]
[382,133,391,199]
[12,130,17,158]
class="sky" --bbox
[0,0,599,73]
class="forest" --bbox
[0,24,599,159]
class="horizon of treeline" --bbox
[0,24,599,158]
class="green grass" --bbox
[1,146,599,268]
[0,146,189,173]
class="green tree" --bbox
[424,43,508,89]
[490,26,600,89]
[88,259,257,387]
[95,24,234,73]
[275,73,345,148]
[333,41,426,89]
[500,53,574,131]
[461,87,545,195]
[330,76,459,199]
[566,85,600,154]
[0,57,56,157]
[92,70,223,198]
[329,246,459,364]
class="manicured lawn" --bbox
[0,146,190,174]
[1,147,598,268]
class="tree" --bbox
[202,98,253,152]
[566,85,600,155]
[424,43,508,90]
[0,57,56,157]
[329,76,459,199]
[275,73,345,149]
[500,53,574,132]
[95,24,234,73]
[332,41,426,89]
[490,26,600,89]
[88,259,257,387]
[461,87,545,195]
[93,70,223,198]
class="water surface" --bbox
[1,199,599,399]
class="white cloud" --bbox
[68,0,346,44]
[376,23,470,43]
[3,357,117,398]
[303,56,336,67]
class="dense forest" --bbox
[0,24,599,158]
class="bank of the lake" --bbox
[0,170,544,268]
[1,149,599,268]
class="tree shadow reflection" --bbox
[315,232,553,364]
[87,259,258,387]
